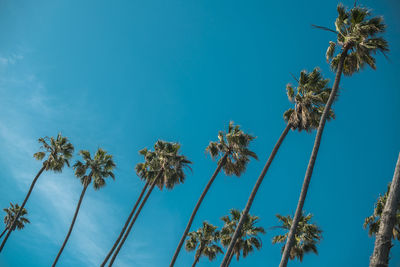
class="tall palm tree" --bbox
[369,153,400,267]
[0,133,74,252]
[0,203,30,239]
[280,4,388,266]
[108,140,192,266]
[220,209,265,266]
[52,148,115,267]
[220,68,334,266]
[170,121,257,266]
[101,181,150,267]
[364,183,400,241]
[185,221,223,267]
[272,212,322,262]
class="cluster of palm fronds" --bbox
[1,3,397,267]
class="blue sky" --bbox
[0,0,399,266]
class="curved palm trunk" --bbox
[0,229,7,239]
[279,48,349,267]
[192,253,201,267]
[0,165,46,252]
[101,182,149,267]
[170,153,228,267]
[52,183,89,267]
[226,249,235,266]
[369,153,400,267]
[220,124,291,266]
[108,175,160,266]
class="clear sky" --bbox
[0,0,399,266]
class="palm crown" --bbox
[325,3,389,76]
[73,148,116,189]
[283,68,335,132]
[220,209,265,260]
[206,121,257,176]
[33,133,74,172]
[3,203,30,231]
[272,212,322,262]
[136,140,192,190]
[185,222,223,263]
[364,183,400,241]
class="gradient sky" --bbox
[0,0,399,266]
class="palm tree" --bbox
[369,153,400,267]
[170,121,257,266]
[364,183,400,241]
[1,203,30,239]
[101,181,150,267]
[108,140,191,266]
[220,68,334,266]
[272,212,322,262]
[220,209,265,266]
[0,133,74,252]
[185,221,223,267]
[280,4,388,266]
[52,148,115,267]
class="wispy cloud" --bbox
[0,51,141,266]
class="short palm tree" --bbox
[52,148,115,267]
[108,140,191,266]
[1,203,30,239]
[0,133,74,252]
[170,121,257,266]
[272,212,322,262]
[220,209,265,266]
[364,183,400,241]
[185,221,223,267]
[221,68,333,266]
[280,4,388,266]
[369,154,400,267]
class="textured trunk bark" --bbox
[369,153,400,267]
[170,153,228,267]
[220,124,291,266]
[52,180,89,267]
[101,181,149,267]
[0,165,46,252]
[279,47,349,267]
[108,174,160,266]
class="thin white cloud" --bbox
[0,52,144,266]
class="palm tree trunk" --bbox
[101,181,149,267]
[52,183,89,267]
[226,249,234,267]
[279,47,349,267]
[108,174,161,266]
[0,229,7,239]
[191,253,201,267]
[220,124,291,266]
[369,153,400,267]
[170,153,228,267]
[0,165,46,252]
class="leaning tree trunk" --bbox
[52,181,90,267]
[0,229,7,239]
[108,174,160,266]
[170,153,228,267]
[220,124,291,266]
[369,153,400,267]
[101,181,149,267]
[0,165,46,252]
[279,47,349,267]
[226,244,236,267]
[191,252,201,267]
